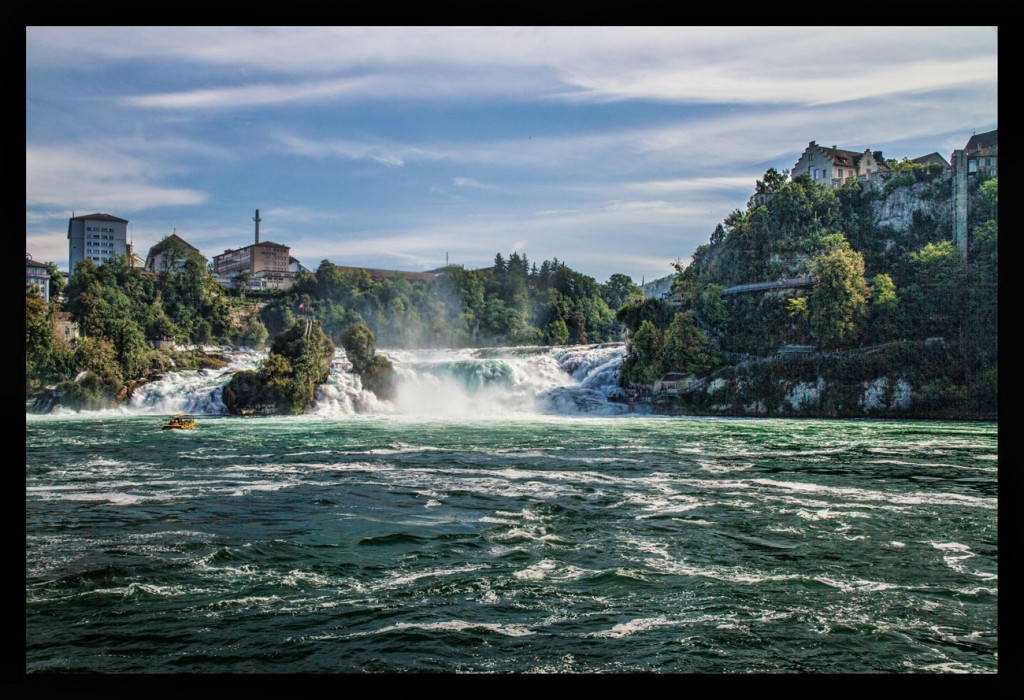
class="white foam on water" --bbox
[513,558,588,582]
[368,620,535,638]
[281,570,335,588]
[209,595,284,608]
[927,541,979,574]
[386,564,486,588]
[587,615,681,638]
[751,478,997,510]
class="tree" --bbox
[44,262,67,300]
[341,323,394,399]
[627,319,664,384]
[806,233,869,349]
[868,273,900,342]
[600,273,642,311]
[904,241,965,339]
[661,311,718,376]
[545,318,569,346]
[493,252,507,274]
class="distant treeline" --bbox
[26,244,644,408]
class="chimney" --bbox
[254,209,261,245]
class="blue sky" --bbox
[26,26,998,283]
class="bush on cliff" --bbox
[341,323,396,400]
[223,320,335,414]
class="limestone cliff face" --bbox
[868,173,953,236]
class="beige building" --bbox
[213,241,295,290]
[792,141,889,187]
[212,209,299,290]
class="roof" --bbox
[333,265,444,282]
[215,240,290,257]
[26,259,49,269]
[910,152,949,168]
[964,129,997,156]
[815,146,863,167]
[657,373,689,382]
[69,213,128,223]
[147,233,202,256]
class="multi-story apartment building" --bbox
[67,213,128,275]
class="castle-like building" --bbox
[791,142,891,187]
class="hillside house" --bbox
[910,152,950,169]
[955,129,998,178]
[792,141,889,187]
[146,234,206,274]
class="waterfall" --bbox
[47,343,628,416]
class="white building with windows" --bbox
[26,256,50,302]
[67,213,129,275]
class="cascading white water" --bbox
[116,343,628,417]
[125,346,265,415]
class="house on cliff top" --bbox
[792,141,890,187]
[953,129,997,178]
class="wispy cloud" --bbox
[123,76,380,111]
[26,145,208,211]
[26,26,996,281]
[30,27,996,110]
[273,133,409,167]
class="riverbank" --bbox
[648,340,997,421]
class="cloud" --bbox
[30,27,996,110]
[453,177,490,189]
[124,76,380,111]
[274,133,408,167]
[26,145,209,211]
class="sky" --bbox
[26,26,998,284]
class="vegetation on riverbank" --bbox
[628,170,997,419]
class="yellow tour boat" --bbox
[162,413,196,430]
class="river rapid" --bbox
[25,345,997,673]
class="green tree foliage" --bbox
[255,254,625,350]
[44,262,67,300]
[34,251,234,406]
[806,233,870,349]
[223,320,335,414]
[600,273,643,311]
[902,241,966,340]
[620,320,663,385]
[661,311,719,376]
[342,322,395,400]
[616,298,674,336]
[545,318,569,346]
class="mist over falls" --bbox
[122,343,628,418]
